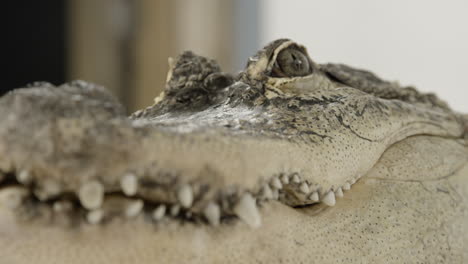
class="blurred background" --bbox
[3,0,468,112]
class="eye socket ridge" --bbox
[271,46,313,78]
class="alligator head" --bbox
[0,39,467,263]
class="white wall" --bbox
[259,0,468,112]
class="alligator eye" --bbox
[272,48,312,77]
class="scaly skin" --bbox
[0,39,467,263]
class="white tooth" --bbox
[350,178,357,185]
[203,202,221,226]
[78,181,104,210]
[170,204,180,217]
[272,189,279,200]
[280,174,289,184]
[342,182,351,191]
[233,193,261,228]
[261,185,273,199]
[309,192,319,202]
[87,209,104,224]
[125,199,144,218]
[152,205,166,221]
[0,186,29,209]
[17,170,32,185]
[177,184,193,208]
[34,189,48,202]
[322,191,336,206]
[299,182,310,194]
[53,200,73,212]
[291,174,301,183]
[271,177,283,189]
[335,187,344,198]
[43,179,61,195]
[120,173,138,196]
[35,179,61,201]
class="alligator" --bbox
[0,39,467,263]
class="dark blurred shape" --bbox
[2,0,67,95]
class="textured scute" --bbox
[0,136,466,263]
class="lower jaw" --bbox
[2,169,467,264]
[0,197,339,264]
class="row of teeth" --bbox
[0,170,261,228]
[259,173,358,207]
[84,175,262,228]
[0,169,358,228]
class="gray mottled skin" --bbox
[0,39,467,263]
